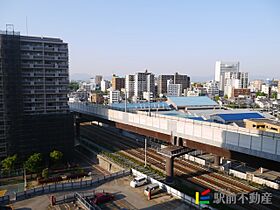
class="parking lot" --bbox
[12,175,191,210]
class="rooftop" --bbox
[245,118,280,126]
[213,112,264,122]
[167,96,218,108]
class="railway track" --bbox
[80,124,279,210]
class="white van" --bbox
[130,176,147,188]
[144,183,160,196]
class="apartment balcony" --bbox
[44,56,55,60]
[33,46,43,51]
[44,64,55,68]
[34,64,44,68]
[21,63,33,68]
[58,48,68,52]
[44,47,55,52]
[21,46,31,51]
[58,64,68,68]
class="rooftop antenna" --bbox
[25,16,29,36]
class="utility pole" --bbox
[24,167,27,190]
[144,137,147,167]
[124,89,127,112]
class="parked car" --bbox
[130,176,148,188]
[144,183,160,196]
[92,192,114,205]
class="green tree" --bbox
[42,168,49,179]
[256,91,267,97]
[50,150,63,163]
[214,96,220,101]
[271,92,277,99]
[224,95,228,99]
[24,153,43,174]
[69,81,79,91]
[1,154,17,173]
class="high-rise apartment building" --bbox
[111,75,125,91]
[0,29,73,158]
[158,72,190,95]
[134,70,155,99]
[95,75,103,86]
[125,75,135,98]
[215,61,240,91]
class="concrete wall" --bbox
[97,154,124,173]
[228,169,279,190]
[70,103,280,162]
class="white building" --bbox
[224,72,249,97]
[143,91,154,101]
[261,84,270,95]
[167,79,182,96]
[204,80,219,97]
[109,90,121,104]
[101,79,110,92]
[215,61,240,91]
[125,75,135,98]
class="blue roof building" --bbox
[210,112,264,124]
[167,96,219,110]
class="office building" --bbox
[134,70,155,100]
[0,29,73,158]
[215,61,240,91]
[112,75,125,91]
[125,75,135,99]
[158,72,190,95]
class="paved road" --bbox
[12,175,192,210]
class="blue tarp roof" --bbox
[214,112,264,122]
[168,96,218,107]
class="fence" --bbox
[74,192,101,210]
[0,170,130,204]
[131,168,216,210]
[0,195,10,205]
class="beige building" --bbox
[112,75,125,91]
[245,119,280,133]
[90,93,104,104]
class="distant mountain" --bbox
[70,73,92,81]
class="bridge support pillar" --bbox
[165,157,174,183]
[75,121,80,138]
[214,156,221,166]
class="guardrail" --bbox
[131,168,216,210]
[0,170,130,205]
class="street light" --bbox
[144,137,147,167]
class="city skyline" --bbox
[1,0,280,81]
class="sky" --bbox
[1,0,280,81]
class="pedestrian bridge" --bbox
[69,102,280,163]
